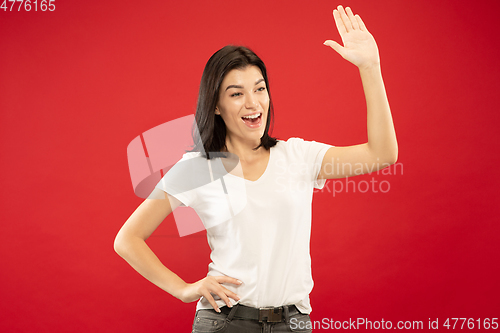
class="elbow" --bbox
[114,229,143,259]
[388,149,398,165]
[113,231,127,258]
[369,139,398,166]
[392,142,399,164]
[386,138,399,165]
[382,145,398,166]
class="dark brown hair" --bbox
[191,45,278,158]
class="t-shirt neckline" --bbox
[223,145,273,184]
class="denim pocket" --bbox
[192,309,228,333]
[289,313,313,332]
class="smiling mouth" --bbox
[241,113,262,127]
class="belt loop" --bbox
[283,305,290,324]
[226,304,239,323]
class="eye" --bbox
[257,87,266,92]
[230,92,242,97]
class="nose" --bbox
[245,93,259,109]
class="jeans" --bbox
[191,305,313,333]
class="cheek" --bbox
[260,95,270,108]
[218,102,235,118]
[219,107,241,126]
[264,101,270,114]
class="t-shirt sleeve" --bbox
[286,137,333,190]
[154,152,204,207]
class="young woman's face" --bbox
[216,65,269,145]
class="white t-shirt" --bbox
[155,137,332,314]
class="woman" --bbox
[114,5,397,332]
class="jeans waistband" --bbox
[219,304,300,323]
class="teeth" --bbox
[242,113,261,119]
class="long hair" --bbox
[191,45,278,159]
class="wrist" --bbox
[168,280,190,301]
[358,61,381,73]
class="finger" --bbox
[323,40,345,57]
[214,287,236,308]
[345,7,360,30]
[202,291,221,313]
[337,5,353,32]
[332,9,347,36]
[207,281,234,308]
[219,285,241,302]
[214,276,243,286]
[212,276,242,304]
[355,14,368,32]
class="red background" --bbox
[1,0,499,331]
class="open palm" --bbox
[324,5,380,70]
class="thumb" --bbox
[323,40,344,56]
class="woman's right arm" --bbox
[114,188,241,312]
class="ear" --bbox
[215,107,220,115]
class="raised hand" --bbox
[324,5,380,70]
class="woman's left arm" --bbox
[319,5,398,180]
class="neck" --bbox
[224,135,264,162]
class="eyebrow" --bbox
[225,78,265,91]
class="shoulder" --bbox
[174,151,207,165]
[274,137,305,149]
[165,151,205,180]
[275,137,331,151]
[181,151,203,160]
[273,137,333,162]
[272,137,310,161]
